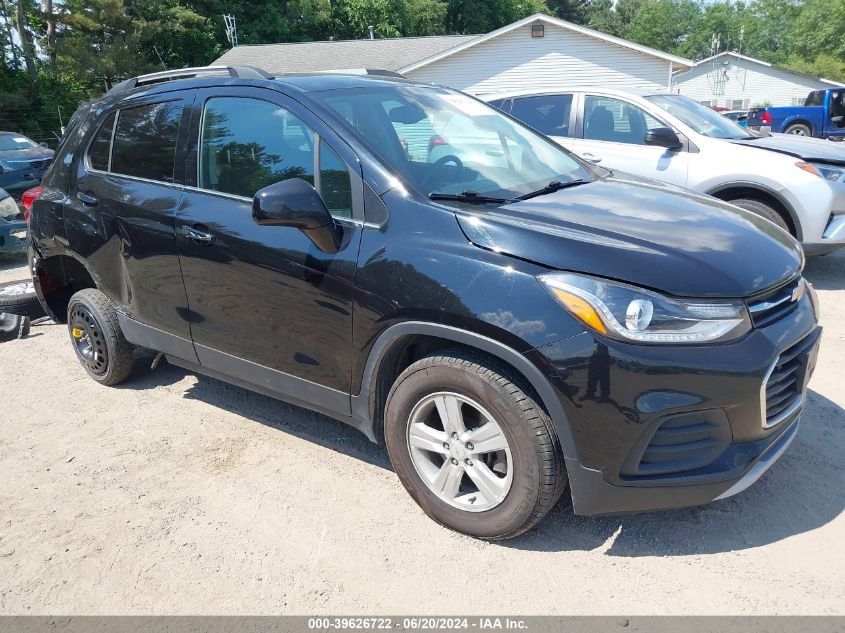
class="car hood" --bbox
[455,174,802,298]
[0,146,54,161]
[732,134,845,166]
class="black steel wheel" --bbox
[67,289,134,385]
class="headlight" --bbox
[797,162,845,183]
[539,273,751,344]
[0,195,19,220]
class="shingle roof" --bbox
[213,35,478,75]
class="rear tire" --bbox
[729,198,791,234]
[67,289,134,386]
[384,350,566,540]
[785,123,811,136]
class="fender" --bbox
[780,116,814,135]
[705,180,803,241]
[29,246,101,323]
[350,321,579,461]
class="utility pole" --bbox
[223,14,238,48]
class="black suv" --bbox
[26,66,821,539]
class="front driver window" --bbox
[199,97,352,218]
[584,95,664,145]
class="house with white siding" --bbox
[214,13,693,95]
[673,51,845,109]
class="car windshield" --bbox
[0,134,38,151]
[646,95,754,140]
[322,85,592,203]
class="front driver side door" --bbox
[176,87,364,414]
[566,94,690,187]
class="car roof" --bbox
[477,86,672,101]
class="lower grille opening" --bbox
[621,410,732,478]
[764,334,815,427]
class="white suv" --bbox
[482,87,845,254]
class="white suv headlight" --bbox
[539,273,751,344]
[797,162,845,183]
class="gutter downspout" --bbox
[667,61,674,91]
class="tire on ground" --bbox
[730,198,791,234]
[0,279,47,319]
[66,288,135,386]
[784,122,811,136]
[384,349,566,540]
[0,313,30,342]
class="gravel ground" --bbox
[0,249,843,615]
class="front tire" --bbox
[384,350,566,540]
[67,289,134,385]
[729,198,791,234]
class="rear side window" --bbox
[805,91,823,107]
[511,94,573,137]
[88,113,115,171]
[110,102,182,182]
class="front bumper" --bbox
[0,219,27,253]
[538,291,820,516]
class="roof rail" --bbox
[316,68,405,78]
[107,66,274,95]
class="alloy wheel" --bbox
[406,392,513,512]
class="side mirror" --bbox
[38,142,48,148]
[253,178,341,253]
[644,127,683,150]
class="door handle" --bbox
[180,225,215,245]
[580,153,602,164]
[78,191,98,206]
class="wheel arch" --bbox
[351,321,579,461]
[32,250,98,323]
[706,181,802,240]
[782,118,813,135]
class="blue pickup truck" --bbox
[748,88,845,139]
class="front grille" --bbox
[763,334,815,427]
[747,278,801,328]
[621,410,731,477]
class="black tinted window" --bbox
[199,97,315,199]
[511,94,572,136]
[111,102,182,182]
[805,91,823,106]
[88,112,115,171]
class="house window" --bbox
[698,100,713,107]
[730,99,748,110]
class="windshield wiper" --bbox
[516,179,588,201]
[429,190,512,204]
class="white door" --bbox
[563,94,690,187]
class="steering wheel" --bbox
[421,154,464,190]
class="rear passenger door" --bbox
[175,87,363,408]
[509,93,576,141]
[69,92,196,353]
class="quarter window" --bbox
[111,101,182,182]
[319,144,352,219]
[88,112,115,172]
[511,94,573,137]
[583,95,664,145]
